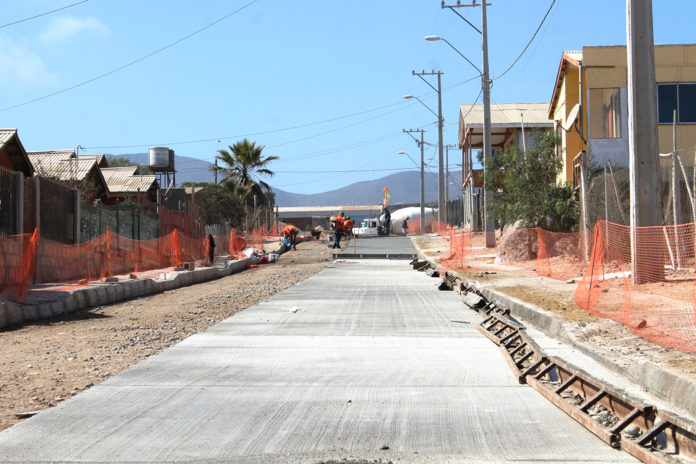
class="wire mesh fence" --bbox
[0,167,17,236]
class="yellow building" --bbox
[549,44,696,186]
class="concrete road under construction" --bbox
[0,254,637,462]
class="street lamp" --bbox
[404,71,445,226]
[426,33,494,247]
[398,145,424,234]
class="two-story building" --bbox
[549,44,696,186]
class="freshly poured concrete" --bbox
[0,260,636,463]
[338,235,417,256]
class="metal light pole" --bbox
[434,0,495,246]
[401,129,426,233]
[408,71,445,224]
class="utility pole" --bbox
[626,0,661,284]
[403,129,426,233]
[412,70,445,225]
[214,139,220,185]
[442,0,495,247]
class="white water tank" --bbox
[149,147,171,169]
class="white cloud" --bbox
[0,37,55,86]
[39,15,110,44]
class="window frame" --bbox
[657,82,696,125]
[589,87,623,140]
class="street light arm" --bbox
[439,37,482,75]
[413,96,439,120]
[413,72,438,94]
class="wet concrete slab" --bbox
[0,260,636,463]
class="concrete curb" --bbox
[411,237,696,417]
[0,258,255,331]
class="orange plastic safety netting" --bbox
[0,229,37,298]
[575,220,696,352]
[535,228,589,281]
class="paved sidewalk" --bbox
[0,260,635,463]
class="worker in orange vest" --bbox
[283,224,299,250]
[332,211,345,249]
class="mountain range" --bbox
[106,153,462,207]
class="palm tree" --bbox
[214,139,278,204]
[214,139,278,228]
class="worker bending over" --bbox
[283,224,299,251]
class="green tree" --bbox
[108,156,152,174]
[483,131,578,232]
[193,183,245,226]
[214,139,278,206]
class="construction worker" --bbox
[283,224,299,250]
[402,216,409,235]
[332,211,345,249]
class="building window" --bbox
[590,88,622,139]
[658,83,696,124]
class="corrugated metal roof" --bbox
[78,153,107,167]
[30,156,97,182]
[460,102,553,129]
[27,150,75,173]
[0,129,34,176]
[0,128,17,145]
[101,167,157,194]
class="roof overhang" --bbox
[549,52,582,119]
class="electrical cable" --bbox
[0,0,260,112]
[492,0,557,81]
[0,0,89,29]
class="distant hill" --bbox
[105,153,462,206]
[272,170,463,207]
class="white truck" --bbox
[352,218,382,237]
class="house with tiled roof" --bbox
[100,166,158,204]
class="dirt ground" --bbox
[0,239,333,432]
[411,233,696,381]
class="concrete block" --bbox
[86,287,100,308]
[640,362,696,417]
[182,262,195,271]
[50,301,65,317]
[73,291,87,311]
[0,302,8,328]
[105,285,118,304]
[38,303,53,319]
[103,277,119,283]
[63,294,76,313]
[122,281,132,299]
[96,286,108,306]
[7,302,22,325]
[22,305,38,321]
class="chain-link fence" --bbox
[585,159,696,231]
[0,167,17,236]
[40,177,76,243]
[80,202,160,242]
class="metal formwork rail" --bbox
[423,260,696,464]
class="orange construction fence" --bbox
[434,220,696,352]
[575,220,696,352]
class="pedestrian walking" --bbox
[207,234,216,265]
[402,217,409,235]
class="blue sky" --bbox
[1,0,694,195]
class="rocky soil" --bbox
[0,240,333,432]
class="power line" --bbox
[492,0,557,81]
[0,0,89,29]
[274,167,415,174]
[0,0,260,112]
[81,76,476,151]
